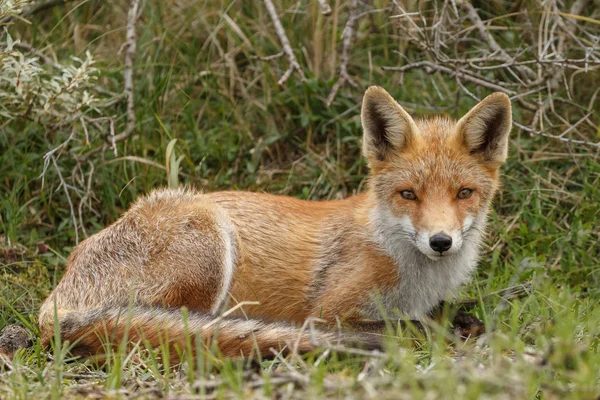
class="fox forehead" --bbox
[372,116,499,198]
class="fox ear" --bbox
[456,93,512,164]
[361,86,418,163]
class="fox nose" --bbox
[429,234,452,254]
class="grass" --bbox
[1,0,599,398]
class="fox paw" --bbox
[451,312,486,339]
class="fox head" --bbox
[362,86,511,261]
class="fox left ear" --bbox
[361,86,419,164]
[456,93,512,164]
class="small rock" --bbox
[0,325,32,360]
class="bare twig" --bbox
[373,1,600,148]
[40,130,76,188]
[249,51,284,61]
[514,121,600,148]
[51,155,79,244]
[556,0,590,54]
[110,0,143,145]
[455,0,536,81]
[531,0,593,131]
[263,0,306,85]
[76,160,96,239]
[326,0,359,107]
[382,61,517,95]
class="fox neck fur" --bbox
[366,198,487,319]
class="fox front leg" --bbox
[429,301,486,339]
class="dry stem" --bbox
[263,0,306,85]
[111,0,144,146]
[326,0,359,107]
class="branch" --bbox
[455,0,536,82]
[382,61,517,95]
[531,0,593,130]
[556,0,590,54]
[514,120,600,148]
[263,0,306,85]
[51,155,79,244]
[109,0,143,146]
[326,0,359,107]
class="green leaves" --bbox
[165,138,184,189]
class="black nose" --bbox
[429,234,452,253]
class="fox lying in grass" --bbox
[39,86,512,360]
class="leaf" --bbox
[170,155,184,189]
[5,29,13,51]
[300,112,309,128]
[165,138,178,188]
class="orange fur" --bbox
[39,87,512,360]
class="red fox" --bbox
[39,86,512,360]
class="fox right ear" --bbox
[361,86,418,164]
[456,92,512,165]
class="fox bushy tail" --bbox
[42,306,382,361]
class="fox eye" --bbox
[400,190,417,200]
[457,188,474,199]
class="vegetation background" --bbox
[0,0,599,398]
